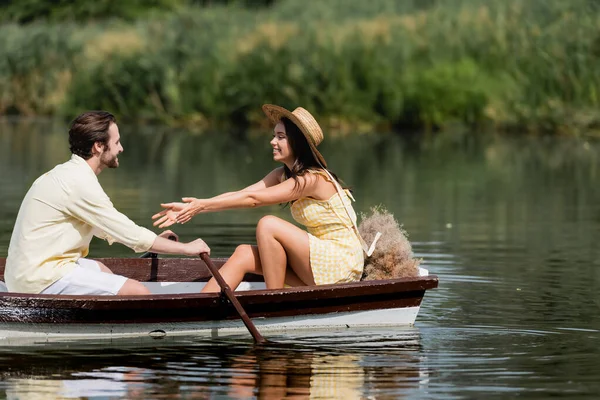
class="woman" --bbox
[153,104,374,292]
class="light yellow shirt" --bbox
[5,154,157,294]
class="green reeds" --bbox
[1,0,600,134]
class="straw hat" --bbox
[262,104,327,168]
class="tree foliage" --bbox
[0,0,275,23]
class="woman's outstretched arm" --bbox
[151,167,283,228]
[153,174,318,227]
[207,167,284,201]
[177,175,313,221]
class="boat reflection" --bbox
[1,328,429,399]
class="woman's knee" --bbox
[234,244,254,258]
[256,215,283,237]
[231,244,261,273]
[117,279,151,295]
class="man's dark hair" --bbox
[68,111,116,159]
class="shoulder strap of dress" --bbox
[320,168,381,257]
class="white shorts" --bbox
[41,258,128,295]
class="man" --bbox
[5,111,209,295]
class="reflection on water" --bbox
[1,119,600,398]
[0,329,426,399]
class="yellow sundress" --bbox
[290,170,364,285]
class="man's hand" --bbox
[152,202,186,228]
[183,238,211,256]
[158,230,179,241]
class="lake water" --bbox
[0,119,599,399]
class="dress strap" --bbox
[319,168,381,257]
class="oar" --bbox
[200,252,266,344]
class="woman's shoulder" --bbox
[281,168,328,184]
[305,168,333,182]
[266,166,285,183]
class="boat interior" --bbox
[0,257,429,295]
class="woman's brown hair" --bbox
[280,117,345,195]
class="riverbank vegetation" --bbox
[1,0,599,135]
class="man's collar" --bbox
[70,154,85,163]
[70,154,97,176]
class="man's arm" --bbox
[66,180,161,253]
[149,235,210,256]
[66,177,211,256]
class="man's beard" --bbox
[100,152,119,169]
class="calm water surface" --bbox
[0,119,599,399]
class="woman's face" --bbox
[270,122,294,164]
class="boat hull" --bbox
[0,306,421,344]
[0,257,437,343]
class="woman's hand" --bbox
[176,197,205,224]
[152,202,186,228]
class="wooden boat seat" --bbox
[0,258,431,295]
[0,257,259,284]
[0,257,266,295]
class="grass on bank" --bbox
[1,0,600,134]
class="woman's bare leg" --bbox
[256,216,315,289]
[201,244,306,293]
[202,244,260,293]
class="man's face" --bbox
[100,122,123,169]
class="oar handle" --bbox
[200,252,266,344]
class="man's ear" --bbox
[91,141,105,156]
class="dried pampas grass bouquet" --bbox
[358,206,421,281]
